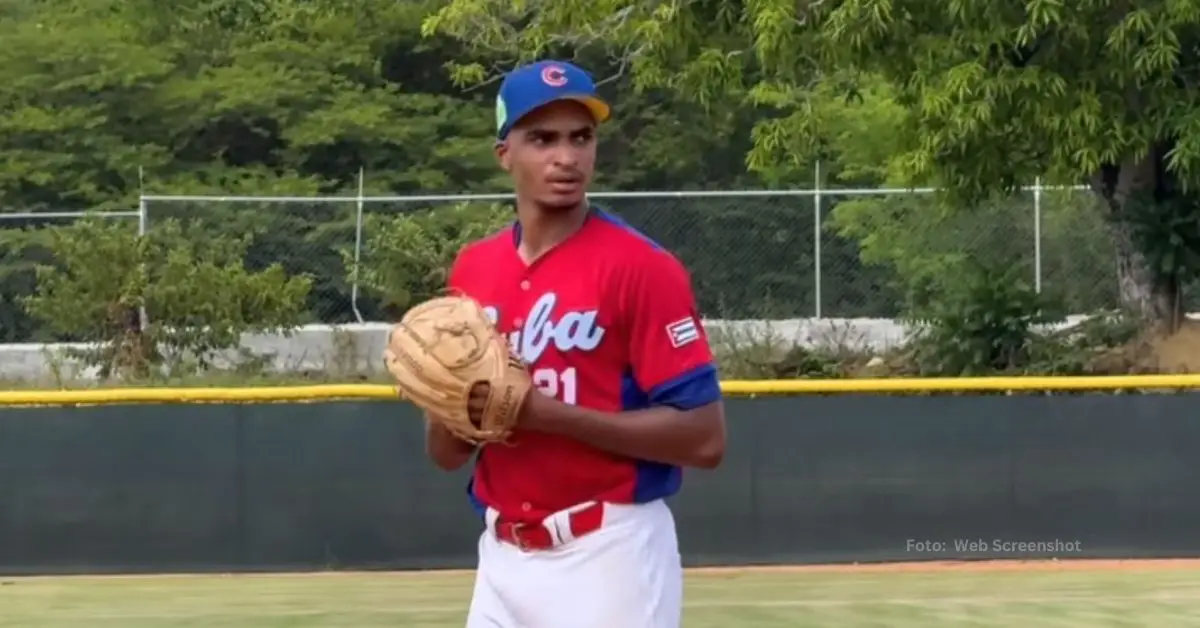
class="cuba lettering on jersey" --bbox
[483,292,606,369]
[447,208,723,524]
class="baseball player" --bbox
[426,60,727,628]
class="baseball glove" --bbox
[383,295,532,444]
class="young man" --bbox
[427,59,727,628]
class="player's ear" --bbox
[494,141,512,172]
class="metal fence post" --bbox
[350,168,366,324]
[1034,176,1043,294]
[137,166,150,330]
[814,161,823,319]
[119,184,1093,327]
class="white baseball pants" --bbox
[465,499,683,628]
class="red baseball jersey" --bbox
[447,207,723,523]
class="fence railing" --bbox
[1,169,1103,334]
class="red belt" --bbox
[494,502,605,551]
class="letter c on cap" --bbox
[541,65,568,87]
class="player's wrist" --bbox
[518,389,567,433]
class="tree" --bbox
[0,0,508,338]
[1,0,804,342]
[422,0,1200,332]
[20,217,311,379]
[348,202,514,319]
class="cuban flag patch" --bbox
[665,316,700,348]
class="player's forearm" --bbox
[424,415,476,471]
[523,396,725,469]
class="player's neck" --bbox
[515,200,590,264]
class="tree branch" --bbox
[460,61,516,93]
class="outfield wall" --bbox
[2,394,1200,575]
[0,314,1138,381]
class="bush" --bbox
[348,201,512,319]
[20,217,312,380]
[902,260,1062,376]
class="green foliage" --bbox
[1119,190,1200,280]
[349,202,513,318]
[422,0,775,98]
[828,194,1028,313]
[805,0,1200,326]
[905,260,1061,376]
[1037,190,1121,312]
[423,0,1200,328]
[1027,312,1146,377]
[0,0,509,337]
[809,0,1200,191]
[826,188,1122,316]
[20,218,311,379]
[8,0,1198,382]
[1,0,805,342]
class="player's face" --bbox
[498,101,597,211]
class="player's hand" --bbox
[464,354,548,431]
[467,380,543,429]
[468,382,490,428]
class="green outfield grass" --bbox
[1,563,1198,627]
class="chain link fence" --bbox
[349,183,1105,324]
[0,210,142,344]
[1,176,1119,346]
[817,184,1119,318]
[141,196,359,324]
[1037,187,1121,313]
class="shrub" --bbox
[903,260,1063,376]
[347,201,512,318]
[20,217,311,380]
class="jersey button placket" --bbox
[515,279,530,331]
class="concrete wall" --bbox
[0,314,1163,381]
[0,318,908,381]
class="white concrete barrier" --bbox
[0,314,1142,382]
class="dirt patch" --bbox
[1145,318,1200,373]
[15,558,1200,582]
[692,558,1200,575]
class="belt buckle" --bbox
[505,522,531,551]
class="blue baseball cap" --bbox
[495,60,612,141]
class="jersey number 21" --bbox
[532,367,578,405]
